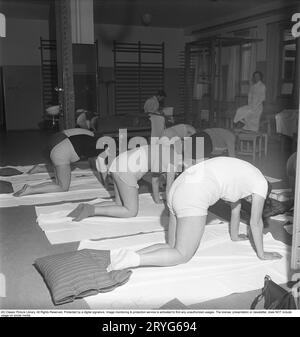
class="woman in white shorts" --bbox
[14,128,101,196]
[68,142,182,221]
[107,157,282,270]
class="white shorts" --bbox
[109,147,149,188]
[167,174,220,218]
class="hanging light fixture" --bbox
[0,13,6,37]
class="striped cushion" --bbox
[34,249,132,305]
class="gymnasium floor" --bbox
[0,130,294,310]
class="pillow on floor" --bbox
[34,249,132,305]
[0,180,14,194]
[0,167,23,176]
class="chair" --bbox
[236,131,266,162]
[259,132,268,157]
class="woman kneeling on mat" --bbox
[14,128,102,197]
[107,156,282,271]
[67,139,190,221]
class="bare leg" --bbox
[138,212,177,254]
[92,180,123,207]
[93,173,139,218]
[109,215,207,270]
[13,164,72,196]
[137,215,206,267]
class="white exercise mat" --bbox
[0,164,112,207]
[0,185,111,208]
[0,166,94,184]
[0,164,44,173]
[79,223,290,309]
[11,172,100,192]
[78,213,225,251]
[35,194,171,244]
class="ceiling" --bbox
[0,0,297,28]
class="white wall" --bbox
[0,18,49,130]
[0,18,49,66]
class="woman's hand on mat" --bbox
[259,252,283,260]
[153,197,164,204]
[231,234,248,241]
[13,184,31,197]
[68,203,95,221]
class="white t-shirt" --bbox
[168,157,268,218]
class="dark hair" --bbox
[253,71,263,81]
[157,89,167,97]
[185,132,213,160]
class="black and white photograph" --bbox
[0,0,300,319]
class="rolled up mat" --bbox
[34,249,132,305]
[0,180,14,193]
[0,167,23,176]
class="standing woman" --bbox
[107,157,282,270]
[14,128,102,196]
[67,142,182,221]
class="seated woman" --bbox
[233,71,266,132]
[107,156,282,271]
[14,128,102,197]
[203,128,236,157]
[67,142,184,221]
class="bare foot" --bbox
[13,184,31,197]
[27,164,47,174]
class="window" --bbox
[233,28,257,96]
[281,28,296,95]
[240,43,252,95]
